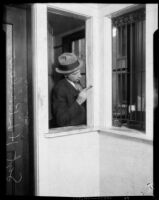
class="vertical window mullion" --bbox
[120,26,123,122]
[140,21,143,129]
[140,19,145,130]
[135,21,138,124]
[116,27,119,121]
[138,21,141,127]
[125,24,128,122]
[142,20,145,130]
[130,22,133,123]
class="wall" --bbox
[38,131,100,197]
[38,130,153,197]
[99,131,153,196]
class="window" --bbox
[47,10,86,128]
[112,8,146,131]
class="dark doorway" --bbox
[3,4,34,195]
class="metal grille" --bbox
[112,8,145,131]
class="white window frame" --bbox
[102,4,158,140]
[32,4,102,137]
[32,3,158,139]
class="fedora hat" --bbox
[56,52,83,74]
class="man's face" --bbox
[67,69,81,83]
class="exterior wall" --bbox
[99,132,153,196]
[38,129,153,197]
[38,131,100,197]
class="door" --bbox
[3,5,33,195]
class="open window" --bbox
[112,7,146,131]
[47,10,86,129]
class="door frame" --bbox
[3,4,34,195]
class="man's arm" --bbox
[76,85,93,105]
[53,87,85,126]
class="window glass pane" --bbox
[112,8,145,131]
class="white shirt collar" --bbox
[66,78,76,88]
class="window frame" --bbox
[32,4,95,136]
[111,8,146,131]
[32,3,157,140]
[102,4,158,140]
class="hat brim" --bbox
[55,59,83,74]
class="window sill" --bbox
[45,125,98,138]
[99,127,153,144]
[45,125,153,144]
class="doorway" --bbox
[3,4,34,195]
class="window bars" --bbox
[112,8,145,131]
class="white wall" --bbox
[99,132,153,196]
[38,130,153,197]
[38,131,100,197]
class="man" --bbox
[51,52,90,127]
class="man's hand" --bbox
[76,85,93,105]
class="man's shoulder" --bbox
[54,79,68,91]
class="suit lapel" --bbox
[64,79,79,95]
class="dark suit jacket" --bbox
[51,78,86,127]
